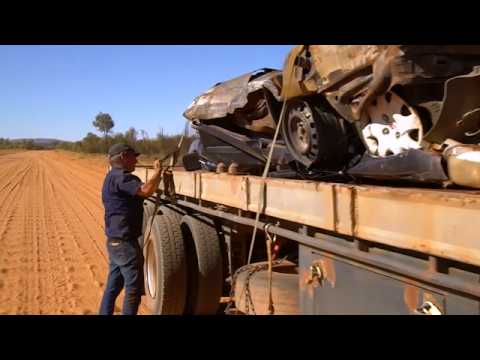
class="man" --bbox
[99,143,162,315]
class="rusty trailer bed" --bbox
[134,168,480,269]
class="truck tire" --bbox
[139,200,156,248]
[233,261,299,315]
[181,214,224,315]
[140,201,186,247]
[159,204,187,223]
[143,212,187,315]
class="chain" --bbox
[265,224,276,315]
[226,257,286,315]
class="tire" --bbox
[143,212,187,314]
[140,201,186,247]
[233,261,299,315]
[181,214,224,315]
[139,200,157,248]
[159,204,186,223]
[281,98,350,170]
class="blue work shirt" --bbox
[102,167,144,240]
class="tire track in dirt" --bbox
[42,153,105,233]
[35,151,109,314]
[41,152,108,243]
[41,155,107,258]
[0,151,148,314]
[0,159,31,193]
[0,161,32,242]
[44,179,106,314]
[40,152,148,314]
[0,154,42,314]
[29,162,44,314]
[0,155,33,314]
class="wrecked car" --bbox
[182,68,295,175]
[183,46,480,188]
[282,45,480,185]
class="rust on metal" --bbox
[428,256,438,273]
[165,193,480,299]
[350,186,358,240]
[137,169,480,269]
[423,66,480,145]
[307,258,337,288]
[183,68,282,136]
[423,292,445,314]
[243,176,250,211]
[319,258,336,288]
[299,267,315,299]
[332,184,339,233]
[403,285,420,312]
[281,45,480,127]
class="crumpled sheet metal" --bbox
[183,68,282,122]
[281,45,480,128]
[281,45,384,101]
[423,66,480,145]
[347,149,449,184]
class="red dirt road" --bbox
[0,150,147,314]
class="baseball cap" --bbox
[108,143,140,157]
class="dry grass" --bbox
[52,149,168,168]
[0,149,27,156]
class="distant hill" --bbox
[12,138,62,149]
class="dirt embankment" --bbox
[0,150,148,314]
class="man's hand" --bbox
[136,160,163,198]
[153,159,162,172]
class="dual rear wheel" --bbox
[142,202,224,315]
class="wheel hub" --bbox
[146,240,157,298]
[285,103,318,161]
[360,92,423,157]
[290,114,312,155]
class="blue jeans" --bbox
[99,238,145,315]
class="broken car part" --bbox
[444,144,480,189]
[282,45,480,157]
[347,149,449,184]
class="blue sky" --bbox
[0,45,293,141]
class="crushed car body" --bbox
[183,46,480,189]
[184,68,282,136]
[183,68,293,174]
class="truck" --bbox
[134,166,480,315]
[134,45,480,315]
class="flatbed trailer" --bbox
[134,167,480,315]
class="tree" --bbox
[92,112,114,152]
[139,129,149,141]
[93,112,114,136]
[138,129,150,154]
[81,132,103,153]
[124,127,138,145]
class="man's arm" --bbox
[136,160,163,198]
